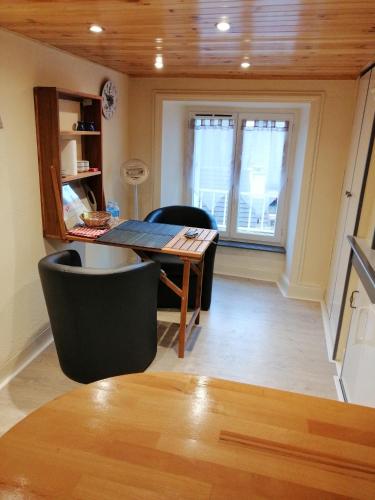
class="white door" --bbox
[326,69,375,357]
[340,279,375,407]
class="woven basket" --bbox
[80,211,111,228]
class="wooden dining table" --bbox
[1,372,375,499]
[68,220,218,358]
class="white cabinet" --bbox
[341,278,375,407]
[325,68,375,358]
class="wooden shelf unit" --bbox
[62,171,101,184]
[34,87,104,240]
[60,131,101,137]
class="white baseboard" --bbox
[0,326,53,391]
[320,300,334,362]
[214,270,279,282]
[276,273,289,297]
[334,375,345,402]
[321,304,344,402]
[277,273,323,301]
[320,300,342,377]
[216,270,324,300]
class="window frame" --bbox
[186,107,297,246]
[231,111,295,245]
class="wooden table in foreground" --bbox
[1,372,375,499]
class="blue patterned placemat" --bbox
[97,220,184,249]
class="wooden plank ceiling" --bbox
[0,0,374,79]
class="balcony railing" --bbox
[195,188,278,235]
[195,188,228,230]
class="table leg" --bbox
[179,259,191,358]
[194,259,204,325]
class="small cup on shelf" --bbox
[77,160,90,173]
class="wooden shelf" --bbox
[57,88,102,101]
[62,171,102,183]
[60,131,101,137]
[34,86,104,240]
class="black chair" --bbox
[38,250,160,384]
[144,205,219,310]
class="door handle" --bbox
[349,290,359,309]
[345,190,352,198]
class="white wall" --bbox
[0,29,129,380]
[160,101,186,206]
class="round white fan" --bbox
[121,159,149,218]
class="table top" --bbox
[161,226,218,259]
[97,223,218,260]
[97,220,185,250]
[69,220,218,260]
[1,372,374,499]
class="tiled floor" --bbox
[0,276,337,436]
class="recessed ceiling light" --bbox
[89,24,103,33]
[155,55,164,69]
[241,61,251,69]
[216,20,230,32]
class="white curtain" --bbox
[236,119,289,236]
[187,118,235,230]
[186,116,289,237]
[240,120,288,194]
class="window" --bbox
[188,111,294,245]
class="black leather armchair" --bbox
[38,250,160,384]
[144,205,219,310]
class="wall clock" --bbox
[101,80,117,119]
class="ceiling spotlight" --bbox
[155,55,164,69]
[216,20,230,32]
[241,61,251,69]
[89,24,103,33]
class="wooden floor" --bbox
[0,276,337,436]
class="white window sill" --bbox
[218,240,286,254]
